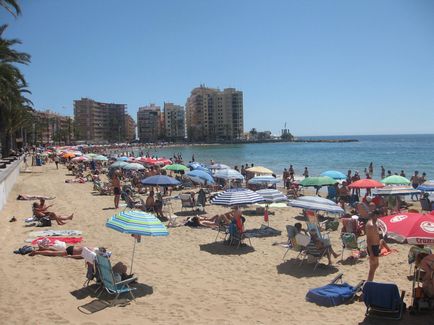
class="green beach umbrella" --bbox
[93,155,108,161]
[110,161,128,168]
[162,163,189,172]
[300,176,337,187]
[381,175,411,185]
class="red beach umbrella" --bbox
[378,212,434,245]
[348,179,384,189]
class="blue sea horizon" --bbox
[121,134,434,180]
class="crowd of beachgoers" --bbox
[4,143,434,323]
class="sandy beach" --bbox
[1,163,433,325]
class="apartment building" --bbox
[29,109,73,145]
[137,104,163,143]
[124,114,137,142]
[185,85,243,142]
[73,98,127,143]
[163,102,185,141]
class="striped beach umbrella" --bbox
[418,181,434,192]
[288,196,344,214]
[248,175,280,185]
[256,189,288,202]
[106,210,168,272]
[213,168,244,180]
[211,188,264,206]
[372,185,421,196]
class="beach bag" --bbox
[37,217,51,227]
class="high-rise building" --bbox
[124,114,137,142]
[73,98,127,143]
[186,85,243,142]
[137,104,163,143]
[163,102,185,141]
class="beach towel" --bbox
[28,230,82,237]
[31,236,83,246]
[244,225,281,238]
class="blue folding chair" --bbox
[306,273,364,307]
[363,281,406,320]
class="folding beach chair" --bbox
[363,281,406,320]
[282,225,308,261]
[340,232,366,261]
[306,273,364,307]
[300,239,330,271]
[95,254,137,306]
[180,193,195,211]
[228,217,252,248]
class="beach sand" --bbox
[1,164,433,324]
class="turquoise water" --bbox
[131,134,434,179]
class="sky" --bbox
[2,0,434,136]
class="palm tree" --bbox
[0,24,31,156]
[0,0,21,17]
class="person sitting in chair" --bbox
[145,190,156,211]
[307,229,339,265]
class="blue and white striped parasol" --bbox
[418,181,434,192]
[288,196,344,214]
[256,189,288,202]
[212,188,264,206]
[248,175,280,185]
[213,168,244,180]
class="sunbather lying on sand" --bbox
[32,199,73,225]
[65,177,86,183]
[185,212,233,228]
[17,194,55,200]
[29,245,109,259]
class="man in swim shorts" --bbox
[365,209,381,281]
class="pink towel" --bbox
[31,236,83,245]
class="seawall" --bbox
[0,156,22,212]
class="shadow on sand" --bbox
[199,241,255,255]
[71,282,153,314]
[276,258,339,278]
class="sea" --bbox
[125,134,434,180]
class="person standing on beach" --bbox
[366,210,381,281]
[289,165,294,182]
[381,166,385,179]
[112,170,121,209]
[54,155,59,170]
[410,171,420,201]
[368,162,373,177]
[303,167,309,178]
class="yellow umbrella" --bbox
[246,166,273,175]
[63,152,76,158]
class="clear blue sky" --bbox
[2,0,434,136]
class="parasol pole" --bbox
[130,237,136,274]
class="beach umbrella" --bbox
[63,152,75,158]
[110,161,129,169]
[256,202,289,208]
[117,156,129,161]
[381,175,411,185]
[296,196,338,206]
[348,179,384,189]
[256,189,288,202]
[288,196,344,214]
[93,155,108,161]
[106,210,168,272]
[378,212,434,245]
[71,156,89,163]
[246,166,273,175]
[320,170,346,180]
[418,181,434,192]
[372,185,421,196]
[84,153,98,159]
[248,175,280,185]
[185,170,215,184]
[193,165,212,174]
[141,175,181,186]
[122,163,145,170]
[300,176,336,187]
[211,188,264,206]
[187,162,202,169]
[162,163,189,172]
[209,163,230,170]
[213,168,244,180]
